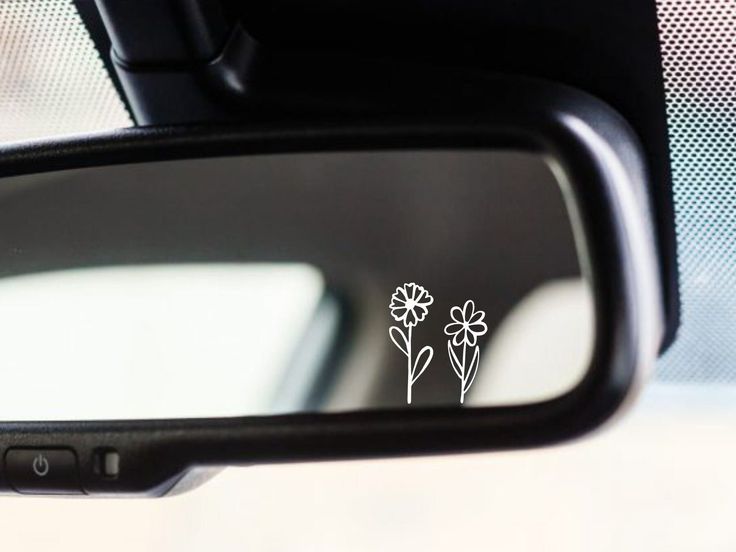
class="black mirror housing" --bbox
[0,75,667,496]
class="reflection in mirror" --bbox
[0,150,593,420]
[474,278,592,405]
[0,264,332,420]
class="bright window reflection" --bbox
[0,264,324,420]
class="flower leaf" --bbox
[462,345,481,394]
[389,326,409,356]
[411,345,433,384]
[447,340,463,379]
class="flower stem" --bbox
[460,341,467,404]
[407,326,413,404]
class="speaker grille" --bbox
[656,0,736,382]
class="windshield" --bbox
[0,0,732,550]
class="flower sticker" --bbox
[389,282,434,404]
[444,300,488,347]
[445,300,488,404]
[390,282,434,328]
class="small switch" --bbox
[93,448,120,479]
[5,449,83,495]
[102,451,120,478]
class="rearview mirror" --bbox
[0,77,666,496]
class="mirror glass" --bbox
[0,150,593,420]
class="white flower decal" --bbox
[445,300,488,404]
[389,282,434,404]
[390,282,434,328]
[443,300,488,347]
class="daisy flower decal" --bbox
[444,300,488,347]
[444,300,488,404]
[389,282,434,404]
[390,282,434,328]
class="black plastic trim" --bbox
[77,0,679,351]
[0,77,665,496]
[73,0,133,118]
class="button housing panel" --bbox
[5,449,83,495]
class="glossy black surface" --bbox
[5,449,82,495]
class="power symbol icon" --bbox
[32,454,50,477]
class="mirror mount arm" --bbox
[90,0,260,125]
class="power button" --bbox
[4,449,83,495]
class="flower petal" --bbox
[462,300,475,320]
[465,330,478,347]
[450,305,464,323]
[389,297,406,309]
[390,306,408,322]
[453,330,466,347]
[469,321,488,337]
[444,322,463,336]
[469,309,485,324]
[414,305,429,324]
[404,308,419,328]
[415,288,433,307]
[391,287,406,303]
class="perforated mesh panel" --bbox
[0,0,131,142]
[656,0,736,382]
